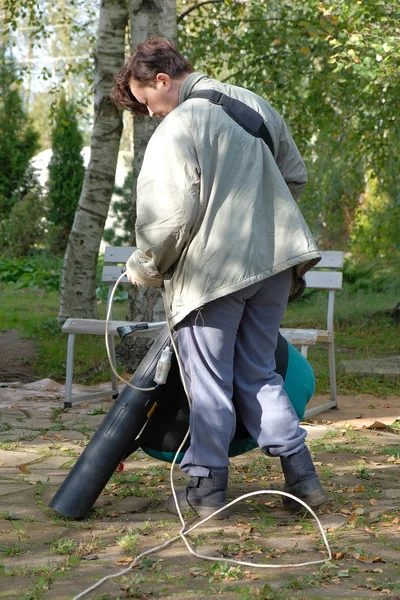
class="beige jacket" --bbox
[127,72,320,328]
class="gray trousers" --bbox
[176,269,307,478]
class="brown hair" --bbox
[111,37,194,116]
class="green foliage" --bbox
[0,48,39,219]
[0,167,46,257]
[47,95,85,255]
[103,170,134,247]
[0,253,62,291]
[178,0,400,254]
[351,173,400,260]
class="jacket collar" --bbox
[178,72,209,104]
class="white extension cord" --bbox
[72,273,332,599]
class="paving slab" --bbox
[306,393,400,428]
[0,382,400,599]
[340,355,400,378]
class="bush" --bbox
[0,167,45,257]
[0,254,62,291]
[0,50,39,219]
[47,96,85,255]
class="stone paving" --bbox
[0,380,400,600]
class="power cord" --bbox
[72,275,332,599]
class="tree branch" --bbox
[177,0,225,24]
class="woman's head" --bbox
[111,37,194,116]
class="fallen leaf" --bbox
[365,421,387,430]
[353,507,365,516]
[333,551,346,559]
[244,572,259,580]
[370,498,377,505]
[379,522,393,527]
[115,557,133,564]
[18,465,29,472]
[364,527,375,534]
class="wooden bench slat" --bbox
[103,246,136,262]
[62,318,164,338]
[314,251,344,269]
[280,328,334,345]
[101,266,130,283]
[304,270,343,290]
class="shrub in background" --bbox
[0,49,39,228]
[46,95,85,255]
[103,169,133,246]
[0,167,45,257]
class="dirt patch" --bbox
[0,329,38,383]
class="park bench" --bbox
[62,247,344,417]
[280,250,344,418]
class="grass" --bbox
[117,531,139,555]
[0,264,399,393]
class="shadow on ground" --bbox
[0,380,399,599]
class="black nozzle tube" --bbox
[48,326,171,519]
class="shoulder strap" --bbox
[188,89,275,157]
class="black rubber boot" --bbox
[166,469,230,519]
[280,446,328,511]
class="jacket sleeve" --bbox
[126,116,200,288]
[275,119,307,202]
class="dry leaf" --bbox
[370,498,377,505]
[365,421,387,430]
[115,557,133,564]
[364,527,375,534]
[18,465,29,472]
[353,507,365,516]
[379,522,393,527]
[348,515,358,526]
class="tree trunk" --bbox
[58,0,127,322]
[116,0,176,371]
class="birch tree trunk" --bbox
[116,0,176,370]
[58,0,127,321]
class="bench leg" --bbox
[328,339,338,408]
[301,345,308,358]
[63,333,75,409]
[108,336,119,398]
